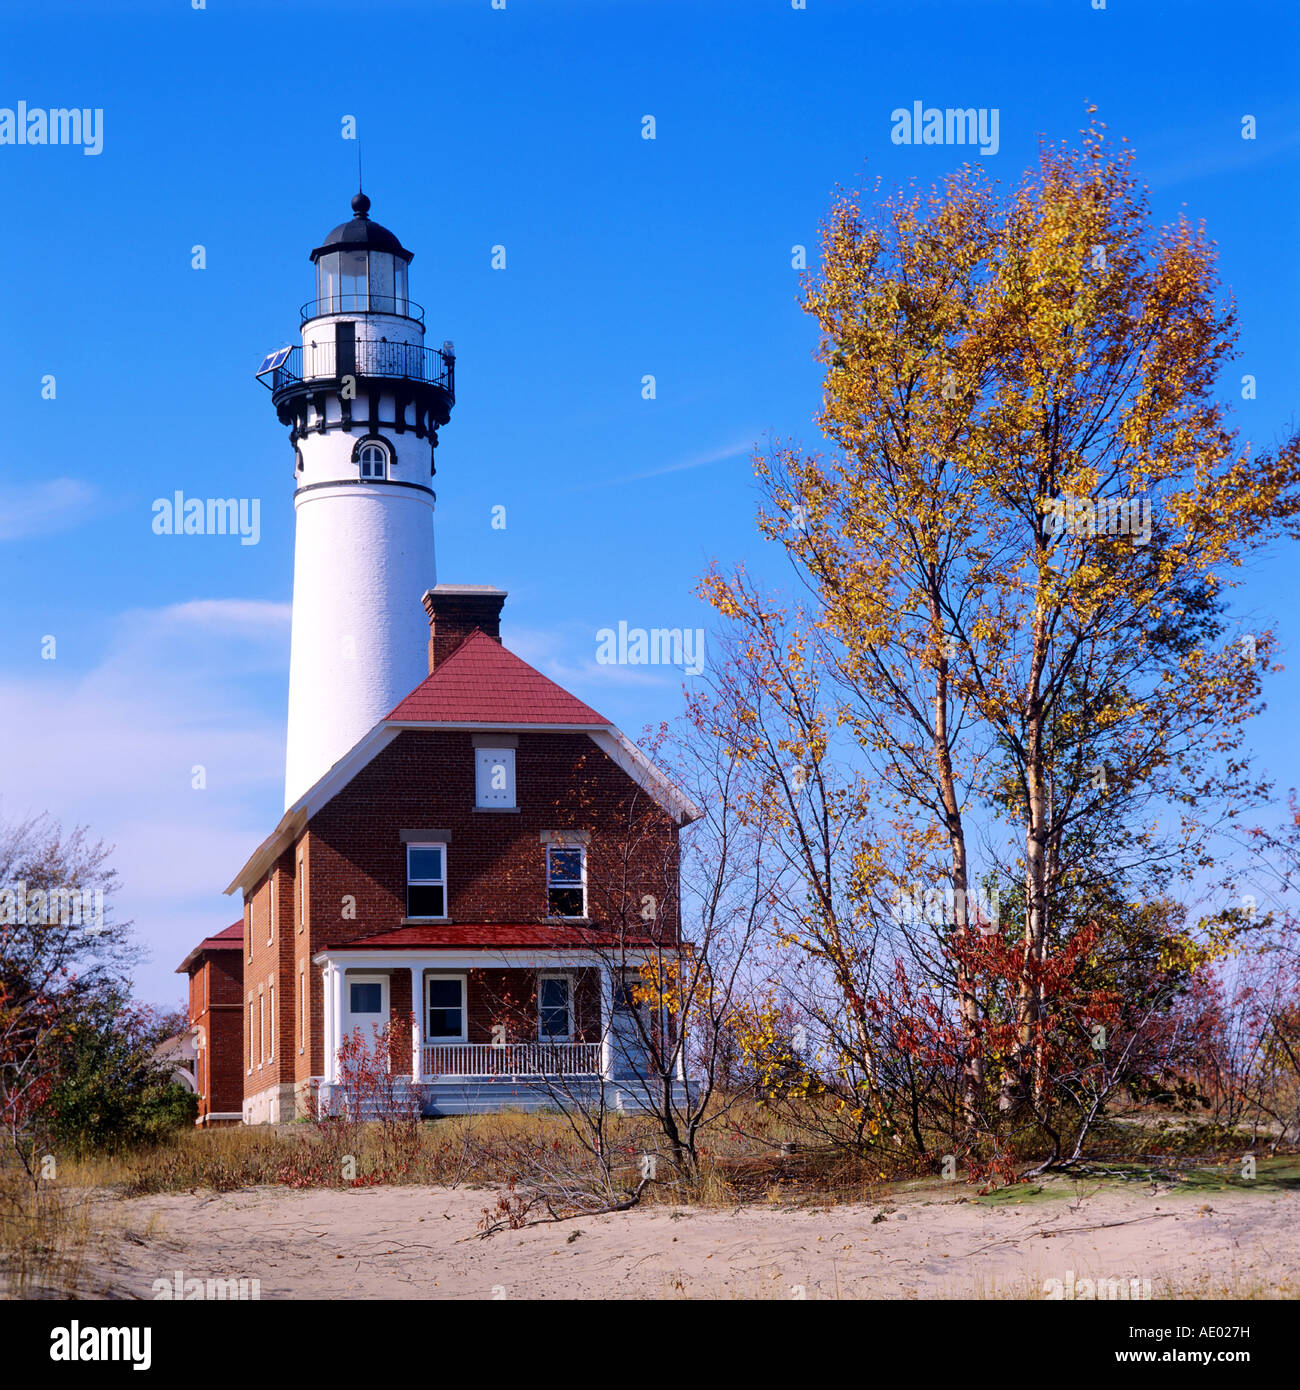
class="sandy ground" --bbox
[83,1178,1300,1300]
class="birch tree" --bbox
[704,114,1300,1149]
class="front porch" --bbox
[314,949,682,1115]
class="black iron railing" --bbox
[300,294,425,326]
[266,341,454,397]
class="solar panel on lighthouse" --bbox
[256,347,293,376]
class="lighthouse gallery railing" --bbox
[267,341,454,397]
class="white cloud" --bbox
[573,436,756,490]
[0,599,290,1004]
[0,478,99,539]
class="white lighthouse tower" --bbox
[259,193,456,810]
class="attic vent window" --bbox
[475,747,516,809]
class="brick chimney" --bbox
[421,585,507,672]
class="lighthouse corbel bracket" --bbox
[275,383,451,452]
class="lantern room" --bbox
[307,191,415,322]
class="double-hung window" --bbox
[406,843,447,919]
[546,845,585,918]
[427,976,466,1043]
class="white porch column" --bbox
[410,966,423,1081]
[327,962,345,1084]
[321,963,333,1085]
[599,966,614,1081]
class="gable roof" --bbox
[386,630,609,725]
[176,920,244,974]
[225,631,702,897]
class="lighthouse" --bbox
[258,193,456,810]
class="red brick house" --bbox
[219,587,698,1123]
[175,921,245,1125]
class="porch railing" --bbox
[421,1042,601,1079]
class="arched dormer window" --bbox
[357,440,389,481]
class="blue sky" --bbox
[1,0,1297,1005]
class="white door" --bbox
[344,974,390,1058]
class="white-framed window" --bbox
[298,965,306,1053]
[426,975,466,1043]
[268,983,275,1061]
[538,973,572,1041]
[406,843,447,919]
[248,998,255,1072]
[546,845,585,918]
[268,871,275,945]
[297,847,305,933]
[475,747,516,809]
[349,980,383,1014]
[258,991,265,1066]
[358,440,389,480]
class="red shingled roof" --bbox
[385,630,609,725]
[201,921,244,949]
[175,920,244,974]
[332,923,656,950]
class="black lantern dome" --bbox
[309,192,413,264]
[305,193,415,323]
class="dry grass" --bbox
[0,1162,103,1299]
[1153,1271,1300,1300]
[54,1105,809,1204]
[17,1100,1294,1241]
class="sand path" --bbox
[84,1178,1300,1300]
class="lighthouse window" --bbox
[358,442,388,480]
[339,248,368,312]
